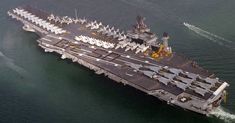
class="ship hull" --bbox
[7,6,229,116]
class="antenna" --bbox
[75,8,78,20]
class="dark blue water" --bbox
[0,0,235,123]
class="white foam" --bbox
[183,22,235,49]
[209,107,235,123]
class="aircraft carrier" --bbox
[8,5,229,116]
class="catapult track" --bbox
[7,5,229,115]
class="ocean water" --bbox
[0,0,235,123]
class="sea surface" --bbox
[0,0,235,123]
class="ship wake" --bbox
[183,22,235,50]
[209,107,235,123]
[0,51,28,76]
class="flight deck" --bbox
[8,5,229,115]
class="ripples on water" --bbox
[1,0,235,123]
[183,22,235,50]
[0,50,28,76]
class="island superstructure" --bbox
[8,5,229,115]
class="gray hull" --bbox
[7,5,229,116]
